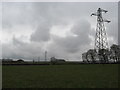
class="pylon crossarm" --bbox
[100,9,108,13]
[103,19,111,23]
[91,12,98,16]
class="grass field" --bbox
[2,64,118,88]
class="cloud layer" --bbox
[2,2,118,61]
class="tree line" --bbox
[82,44,120,63]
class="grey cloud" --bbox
[47,19,91,60]
[3,2,117,28]
[2,36,45,60]
[30,25,51,42]
[71,20,91,40]
[2,2,118,61]
[107,19,118,40]
[55,36,81,53]
[55,20,91,53]
[12,36,25,46]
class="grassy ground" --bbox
[2,64,118,88]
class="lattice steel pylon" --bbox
[45,51,47,61]
[91,8,110,62]
[91,8,110,52]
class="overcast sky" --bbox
[1,2,118,61]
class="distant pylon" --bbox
[91,8,110,53]
[45,51,47,61]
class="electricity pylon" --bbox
[91,8,110,61]
[45,51,47,61]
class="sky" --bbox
[0,2,118,61]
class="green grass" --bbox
[2,64,118,88]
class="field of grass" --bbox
[2,64,118,88]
